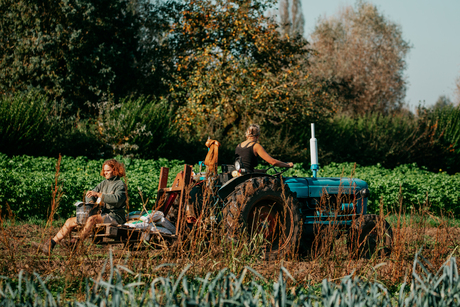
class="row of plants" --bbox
[1,153,460,220]
[1,251,458,306]
[318,162,460,214]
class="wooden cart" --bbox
[72,164,194,249]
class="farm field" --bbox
[2,154,460,305]
[1,213,460,305]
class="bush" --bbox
[93,96,195,160]
[2,90,460,175]
[315,108,460,174]
[0,91,190,160]
[0,90,102,158]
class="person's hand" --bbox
[287,162,294,168]
[86,191,101,198]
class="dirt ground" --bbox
[2,220,460,294]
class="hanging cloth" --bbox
[204,139,220,174]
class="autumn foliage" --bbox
[165,0,334,141]
[309,2,411,115]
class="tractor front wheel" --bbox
[347,214,393,259]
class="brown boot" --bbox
[31,239,55,256]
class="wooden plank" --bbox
[158,167,169,190]
[175,164,193,237]
[107,226,118,236]
[159,187,184,193]
[90,224,119,237]
[182,164,192,188]
[93,233,114,238]
[92,232,178,246]
[96,223,112,227]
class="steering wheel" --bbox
[266,165,290,177]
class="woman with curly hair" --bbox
[34,159,128,255]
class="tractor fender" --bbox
[218,173,273,200]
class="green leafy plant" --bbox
[2,154,460,220]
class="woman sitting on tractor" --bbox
[235,124,294,173]
[34,159,127,255]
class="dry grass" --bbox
[2,202,459,296]
[0,207,460,298]
[1,212,459,293]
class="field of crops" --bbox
[1,153,460,219]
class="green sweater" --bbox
[86,176,127,224]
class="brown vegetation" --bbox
[1,197,459,297]
[309,1,411,115]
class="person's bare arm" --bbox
[254,144,293,168]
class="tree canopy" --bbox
[455,75,460,106]
[279,0,305,38]
[164,0,334,141]
[433,95,453,110]
[309,1,411,115]
[0,0,142,112]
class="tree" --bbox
[131,0,182,99]
[0,0,142,112]
[455,75,460,106]
[433,95,453,110]
[279,0,305,38]
[309,1,411,115]
[164,0,334,144]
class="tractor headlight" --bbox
[360,188,370,198]
[235,161,241,171]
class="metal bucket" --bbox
[75,202,98,225]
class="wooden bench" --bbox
[71,223,176,249]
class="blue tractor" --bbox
[187,124,393,259]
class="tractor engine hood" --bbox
[284,176,369,214]
[284,177,369,198]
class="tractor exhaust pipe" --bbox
[310,123,319,178]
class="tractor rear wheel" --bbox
[347,214,393,259]
[223,177,301,259]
